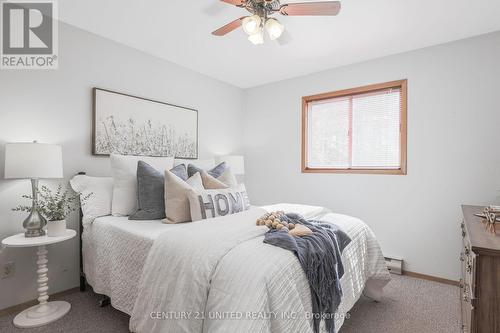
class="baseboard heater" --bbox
[384,255,403,275]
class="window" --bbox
[302,80,407,174]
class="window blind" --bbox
[307,87,402,169]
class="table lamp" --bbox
[4,141,63,237]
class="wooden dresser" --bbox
[460,205,500,333]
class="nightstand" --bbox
[2,229,76,328]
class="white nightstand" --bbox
[2,229,77,328]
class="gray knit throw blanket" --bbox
[263,213,351,333]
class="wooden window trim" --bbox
[301,79,408,175]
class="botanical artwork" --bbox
[93,88,198,158]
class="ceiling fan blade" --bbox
[212,17,245,36]
[279,1,341,16]
[220,0,244,6]
[276,30,293,45]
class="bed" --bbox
[80,203,390,333]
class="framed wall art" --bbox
[92,88,198,158]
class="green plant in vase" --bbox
[13,184,91,237]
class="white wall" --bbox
[243,31,500,281]
[0,23,245,310]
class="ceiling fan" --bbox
[211,0,341,45]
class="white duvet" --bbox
[126,205,390,333]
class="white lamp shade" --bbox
[217,155,245,175]
[265,18,284,40]
[248,29,264,45]
[4,143,63,179]
[242,15,262,35]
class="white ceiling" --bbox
[59,0,500,88]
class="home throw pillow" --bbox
[163,170,205,224]
[188,184,250,221]
[110,154,174,216]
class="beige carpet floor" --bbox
[0,274,460,333]
[341,274,460,333]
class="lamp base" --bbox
[25,228,46,238]
[23,178,47,238]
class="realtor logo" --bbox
[1,0,58,69]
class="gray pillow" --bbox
[130,162,190,220]
[170,164,188,181]
[187,162,226,178]
[129,161,166,220]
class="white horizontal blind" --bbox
[307,97,350,168]
[307,87,402,169]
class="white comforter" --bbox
[129,205,390,333]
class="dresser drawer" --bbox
[461,250,476,297]
[461,206,500,333]
[461,220,470,248]
[460,281,474,333]
[461,221,476,298]
[460,223,476,333]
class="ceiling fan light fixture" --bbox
[265,18,284,40]
[242,15,262,35]
[212,0,341,43]
[248,29,264,45]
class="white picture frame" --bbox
[92,88,198,158]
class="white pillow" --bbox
[163,171,205,224]
[188,184,250,221]
[110,154,174,216]
[174,158,215,170]
[70,175,113,224]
